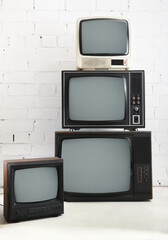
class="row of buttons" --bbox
[132,95,141,105]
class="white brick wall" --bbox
[0,0,168,187]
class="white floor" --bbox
[0,187,168,240]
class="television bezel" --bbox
[55,131,152,201]
[62,70,145,130]
[4,157,64,222]
[79,18,129,56]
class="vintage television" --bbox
[4,157,64,222]
[55,131,152,201]
[76,17,131,70]
[62,70,145,130]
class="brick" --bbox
[41,36,57,47]
[25,84,39,96]
[44,132,55,144]
[153,84,168,95]
[0,10,27,22]
[9,36,25,47]
[0,134,13,143]
[25,35,41,47]
[0,36,8,46]
[28,10,59,22]
[28,60,60,71]
[35,72,60,84]
[0,59,28,71]
[146,96,159,108]
[4,72,35,84]
[3,0,33,10]
[28,109,59,120]
[97,0,128,11]
[1,120,34,132]
[161,0,168,10]
[66,0,96,11]
[146,108,155,120]
[160,96,168,106]
[2,144,31,155]
[35,97,61,108]
[60,11,90,23]
[4,96,34,108]
[129,0,160,11]
[8,84,24,96]
[0,109,27,119]
[36,48,67,60]
[35,0,64,10]
[155,108,168,119]
[40,85,56,96]
[2,23,34,35]
[31,144,54,156]
[14,133,29,143]
[35,23,66,35]
[28,133,44,144]
[34,120,58,132]
[58,35,75,48]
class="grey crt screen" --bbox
[14,167,58,203]
[61,138,131,193]
[69,76,125,121]
[80,19,128,55]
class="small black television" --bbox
[55,131,152,201]
[62,70,145,130]
[76,17,131,70]
[4,157,64,222]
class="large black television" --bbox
[4,157,64,222]
[62,70,145,130]
[55,131,152,201]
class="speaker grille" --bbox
[83,58,106,67]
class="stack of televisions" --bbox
[3,17,152,223]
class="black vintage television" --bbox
[62,70,145,130]
[76,17,131,70]
[55,131,152,201]
[4,157,64,222]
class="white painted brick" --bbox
[145,84,153,95]
[155,131,168,144]
[2,144,31,156]
[4,96,34,108]
[35,0,64,10]
[155,108,168,120]
[0,109,27,119]
[14,133,29,143]
[35,97,61,108]
[28,109,59,120]
[3,0,33,10]
[0,84,8,96]
[35,23,66,35]
[60,11,90,23]
[145,120,159,131]
[36,48,67,60]
[4,48,36,61]
[159,120,168,131]
[34,120,58,132]
[146,108,155,120]
[0,59,28,71]
[58,35,75,48]
[97,0,128,11]
[35,72,60,84]
[4,72,35,84]
[41,36,57,47]
[0,134,13,143]
[28,60,60,71]
[28,133,44,144]
[59,61,76,70]
[25,35,41,47]
[44,132,54,144]
[28,10,59,22]
[66,0,96,11]
[1,120,34,132]
[160,96,168,106]
[9,36,25,47]
[8,84,24,95]
[161,0,168,10]
[161,73,168,83]
[2,23,34,35]
[31,144,54,157]
[66,49,76,60]
[0,36,8,46]
[146,96,159,108]
[145,72,161,84]
[153,84,168,95]
[25,84,39,96]
[0,10,27,22]
[40,85,56,96]
[132,23,160,38]
[129,0,160,11]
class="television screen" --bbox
[61,138,131,193]
[14,167,58,203]
[69,76,125,121]
[80,19,128,55]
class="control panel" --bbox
[131,95,141,125]
[136,164,150,184]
